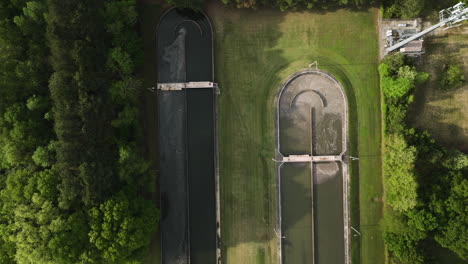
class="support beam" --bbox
[385,21,445,53]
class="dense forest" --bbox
[379,53,467,263]
[0,0,158,263]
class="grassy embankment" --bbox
[208,3,384,264]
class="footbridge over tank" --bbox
[282,155,342,163]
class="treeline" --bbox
[220,0,374,10]
[167,0,377,11]
[167,0,467,16]
[380,53,467,263]
[382,0,468,19]
[0,0,158,263]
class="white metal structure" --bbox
[386,2,468,54]
[157,81,217,91]
[439,2,468,29]
[281,154,342,163]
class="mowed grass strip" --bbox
[208,3,384,264]
[138,2,163,264]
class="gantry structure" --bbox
[386,2,468,54]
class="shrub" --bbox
[440,64,465,90]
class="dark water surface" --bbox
[158,8,216,264]
[280,161,345,264]
[159,91,189,263]
[280,163,313,264]
[314,162,345,264]
[186,89,216,264]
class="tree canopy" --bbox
[380,53,467,263]
[0,0,159,263]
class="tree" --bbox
[383,0,425,19]
[165,0,206,9]
[407,209,438,232]
[117,143,151,189]
[442,150,468,170]
[35,168,59,201]
[13,1,47,36]
[32,143,55,167]
[380,63,427,101]
[400,0,425,19]
[2,141,27,166]
[105,0,138,35]
[384,232,424,264]
[384,134,418,212]
[26,95,49,112]
[440,64,465,90]
[433,172,468,259]
[109,47,134,75]
[111,105,138,128]
[109,77,141,105]
[381,208,427,264]
[11,194,59,264]
[5,169,35,203]
[0,218,15,264]
[88,191,159,263]
[381,52,410,76]
[48,211,89,264]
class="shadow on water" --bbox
[157,7,216,264]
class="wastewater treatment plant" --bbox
[0,1,466,264]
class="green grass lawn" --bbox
[207,2,384,263]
